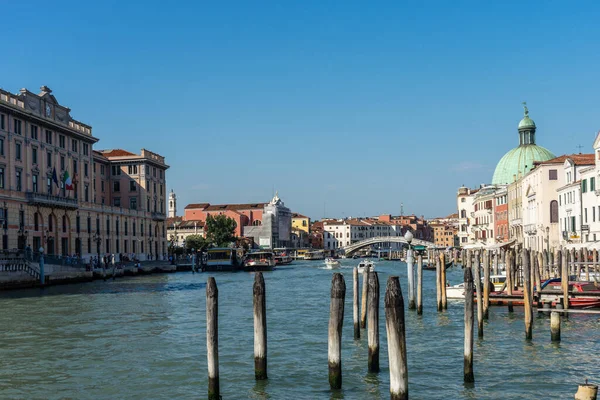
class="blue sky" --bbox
[3,1,600,220]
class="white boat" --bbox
[446,273,507,300]
[357,260,375,273]
[325,258,341,268]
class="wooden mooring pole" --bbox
[385,276,408,400]
[360,266,368,329]
[483,250,490,320]
[206,277,220,400]
[440,252,447,310]
[436,252,442,312]
[562,249,569,310]
[367,270,380,373]
[550,311,561,342]
[473,251,483,338]
[506,249,514,312]
[464,266,475,383]
[417,253,423,315]
[253,272,267,380]
[523,249,533,340]
[328,273,346,390]
[353,267,360,340]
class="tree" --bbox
[205,214,237,247]
[185,235,209,252]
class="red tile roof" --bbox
[292,213,308,219]
[185,203,210,210]
[99,149,137,157]
[536,153,595,166]
[204,203,267,211]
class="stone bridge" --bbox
[342,236,436,255]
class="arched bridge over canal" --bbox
[342,236,436,255]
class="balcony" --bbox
[524,224,537,235]
[151,211,166,221]
[26,192,78,210]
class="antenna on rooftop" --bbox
[576,144,584,154]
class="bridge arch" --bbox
[342,236,435,255]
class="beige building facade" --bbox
[0,86,168,261]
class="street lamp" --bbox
[404,230,415,309]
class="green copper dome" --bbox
[491,103,555,185]
[491,145,555,184]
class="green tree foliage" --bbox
[205,214,237,247]
[185,235,209,252]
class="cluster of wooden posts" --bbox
[203,247,598,400]
[204,268,411,400]
[458,246,599,399]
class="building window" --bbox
[550,200,558,223]
[591,177,596,192]
[84,163,88,177]
[32,174,38,193]
[0,138,4,156]
[549,169,557,180]
[113,181,120,192]
[59,135,65,148]
[100,165,105,175]
[76,216,80,234]
[47,151,52,168]
[114,197,121,207]
[30,125,38,140]
[84,184,89,202]
[45,130,52,145]
[13,119,22,135]
[60,156,65,170]
[32,147,38,164]
[101,181,105,192]
[73,159,78,174]
[15,142,21,160]
[0,115,4,130]
[112,165,121,176]
[129,180,136,191]
[71,139,78,153]
[15,169,22,191]
[582,179,588,193]
[128,165,138,174]
[34,213,39,231]
[83,143,89,156]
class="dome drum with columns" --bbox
[491,103,555,185]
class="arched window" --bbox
[460,209,467,218]
[550,200,558,223]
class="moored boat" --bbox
[274,254,293,265]
[201,248,239,272]
[243,251,276,271]
[539,279,600,308]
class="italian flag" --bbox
[63,171,73,190]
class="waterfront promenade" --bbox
[0,260,596,399]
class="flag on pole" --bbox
[52,167,59,187]
[63,170,73,190]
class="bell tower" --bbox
[168,189,177,218]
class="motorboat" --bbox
[357,260,374,273]
[446,273,507,300]
[274,253,293,265]
[243,251,276,271]
[324,258,341,269]
[539,279,600,308]
[200,248,239,272]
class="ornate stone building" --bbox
[0,86,168,261]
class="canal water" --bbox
[0,259,598,399]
